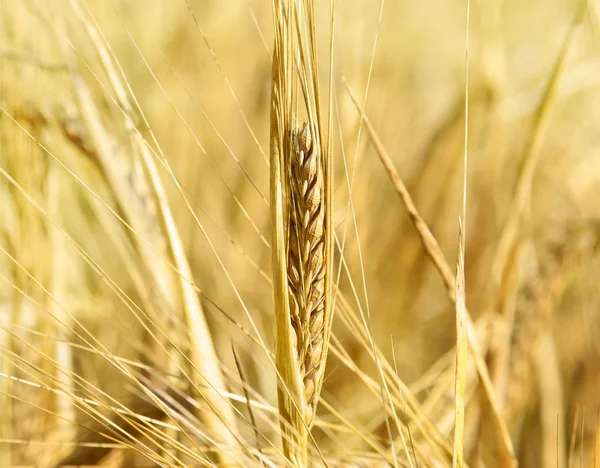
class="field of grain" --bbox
[1,0,599,466]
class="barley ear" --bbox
[270,0,334,465]
[287,122,327,428]
[270,87,308,468]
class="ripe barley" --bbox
[270,3,334,463]
[287,122,326,428]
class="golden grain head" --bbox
[287,121,326,426]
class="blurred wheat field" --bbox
[1,0,600,467]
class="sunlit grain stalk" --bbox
[45,1,244,463]
[270,0,334,465]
